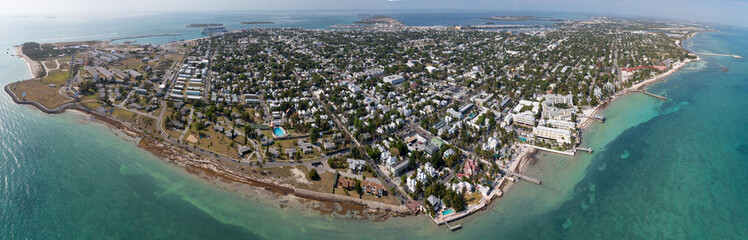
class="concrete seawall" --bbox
[4,84,74,114]
[5,83,412,216]
[294,188,410,214]
[187,158,411,214]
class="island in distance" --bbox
[186,23,224,28]
[480,16,536,21]
[480,16,564,21]
[353,15,404,26]
[240,21,275,25]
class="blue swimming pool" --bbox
[273,127,286,137]
[442,209,455,215]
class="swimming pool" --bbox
[273,127,286,137]
[442,209,455,215]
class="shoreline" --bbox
[4,27,707,226]
[4,68,411,221]
[5,43,411,220]
[481,30,705,219]
[13,45,42,79]
[10,92,414,218]
[125,110,412,217]
[578,33,701,130]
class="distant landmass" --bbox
[353,15,404,26]
[481,16,566,22]
[480,16,536,21]
[240,21,274,25]
[186,23,223,28]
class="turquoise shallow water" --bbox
[471,29,748,239]
[1,12,748,239]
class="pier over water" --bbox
[575,147,594,153]
[635,90,667,101]
[505,171,542,185]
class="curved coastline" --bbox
[5,83,411,216]
[3,49,411,218]
[13,45,42,79]
[578,32,702,130]
[3,27,707,226]
[4,84,74,113]
[479,30,705,219]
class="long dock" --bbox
[575,147,593,153]
[581,114,604,123]
[445,222,462,231]
[526,144,576,156]
[505,171,541,185]
[592,115,605,123]
[637,90,667,101]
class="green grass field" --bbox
[41,70,71,86]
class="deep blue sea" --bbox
[1,11,747,239]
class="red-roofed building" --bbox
[362,181,384,197]
[337,177,355,189]
[462,159,480,178]
[336,177,384,197]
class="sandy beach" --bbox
[14,45,43,79]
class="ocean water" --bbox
[388,10,587,27]
[459,29,748,239]
[1,12,748,239]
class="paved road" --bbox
[178,108,194,140]
[253,52,414,204]
[221,119,264,158]
[117,90,133,108]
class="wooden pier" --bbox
[575,147,593,153]
[505,171,541,185]
[639,90,667,101]
[592,115,605,123]
[445,222,462,231]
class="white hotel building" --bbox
[545,119,576,130]
[533,126,572,144]
[513,112,536,126]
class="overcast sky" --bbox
[3,0,748,27]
